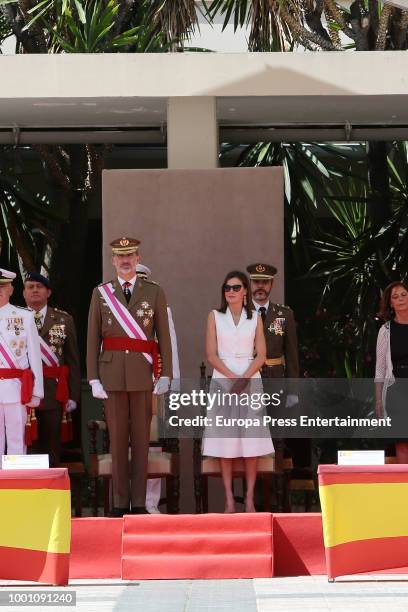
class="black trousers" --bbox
[36,405,63,467]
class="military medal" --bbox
[268,317,285,336]
[49,324,67,354]
[136,302,153,327]
[9,317,23,336]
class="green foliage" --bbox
[0,149,66,272]
[0,9,12,47]
[235,140,408,377]
[24,0,169,53]
[203,0,301,51]
[205,0,408,51]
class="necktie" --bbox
[259,307,266,323]
[34,311,43,331]
[123,281,131,303]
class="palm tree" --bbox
[0,146,66,272]
[210,0,408,376]
[234,138,408,375]
[0,0,199,316]
[205,0,408,51]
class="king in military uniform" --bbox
[87,237,172,516]
[0,268,43,456]
[23,272,81,466]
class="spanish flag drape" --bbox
[0,468,71,585]
[318,464,408,579]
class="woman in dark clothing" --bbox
[375,280,408,462]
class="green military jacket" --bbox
[40,306,81,410]
[87,276,172,391]
[263,301,299,378]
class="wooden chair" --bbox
[282,456,316,512]
[88,397,180,515]
[59,446,85,517]
[194,439,284,513]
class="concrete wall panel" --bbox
[102,167,283,378]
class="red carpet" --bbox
[70,518,122,579]
[273,514,326,576]
[69,514,408,580]
[122,513,273,579]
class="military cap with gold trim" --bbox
[246,263,277,280]
[0,268,16,285]
[110,236,140,255]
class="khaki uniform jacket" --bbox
[263,302,299,378]
[87,277,172,391]
[40,307,81,411]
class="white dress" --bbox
[202,308,274,458]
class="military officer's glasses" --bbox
[223,284,243,292]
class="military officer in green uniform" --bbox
[87,237,172,516]
[248,263,310,511]
[247,263,299,385]
[23,272,81,467]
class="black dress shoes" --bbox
[131,507,149,515]
[109,507,129,518]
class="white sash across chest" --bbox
[98,283,153,366]
[38,335,60,367]
[0,330,19,369]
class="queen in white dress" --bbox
[203,270,274,513]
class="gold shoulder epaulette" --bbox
[144,278,158,286]
[54,307,69,315]
[276,303,291,310]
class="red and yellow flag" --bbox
[319,465,408,578]
[0,468,71,585]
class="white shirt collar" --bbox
[29,304,47,318]
[118,275,137,290]
[253,300,269,313]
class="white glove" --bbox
[90,380,108,400]
[153,376,171,395]
[65,399,77,413]
[285,394,299,409]
[26,396,41,408]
